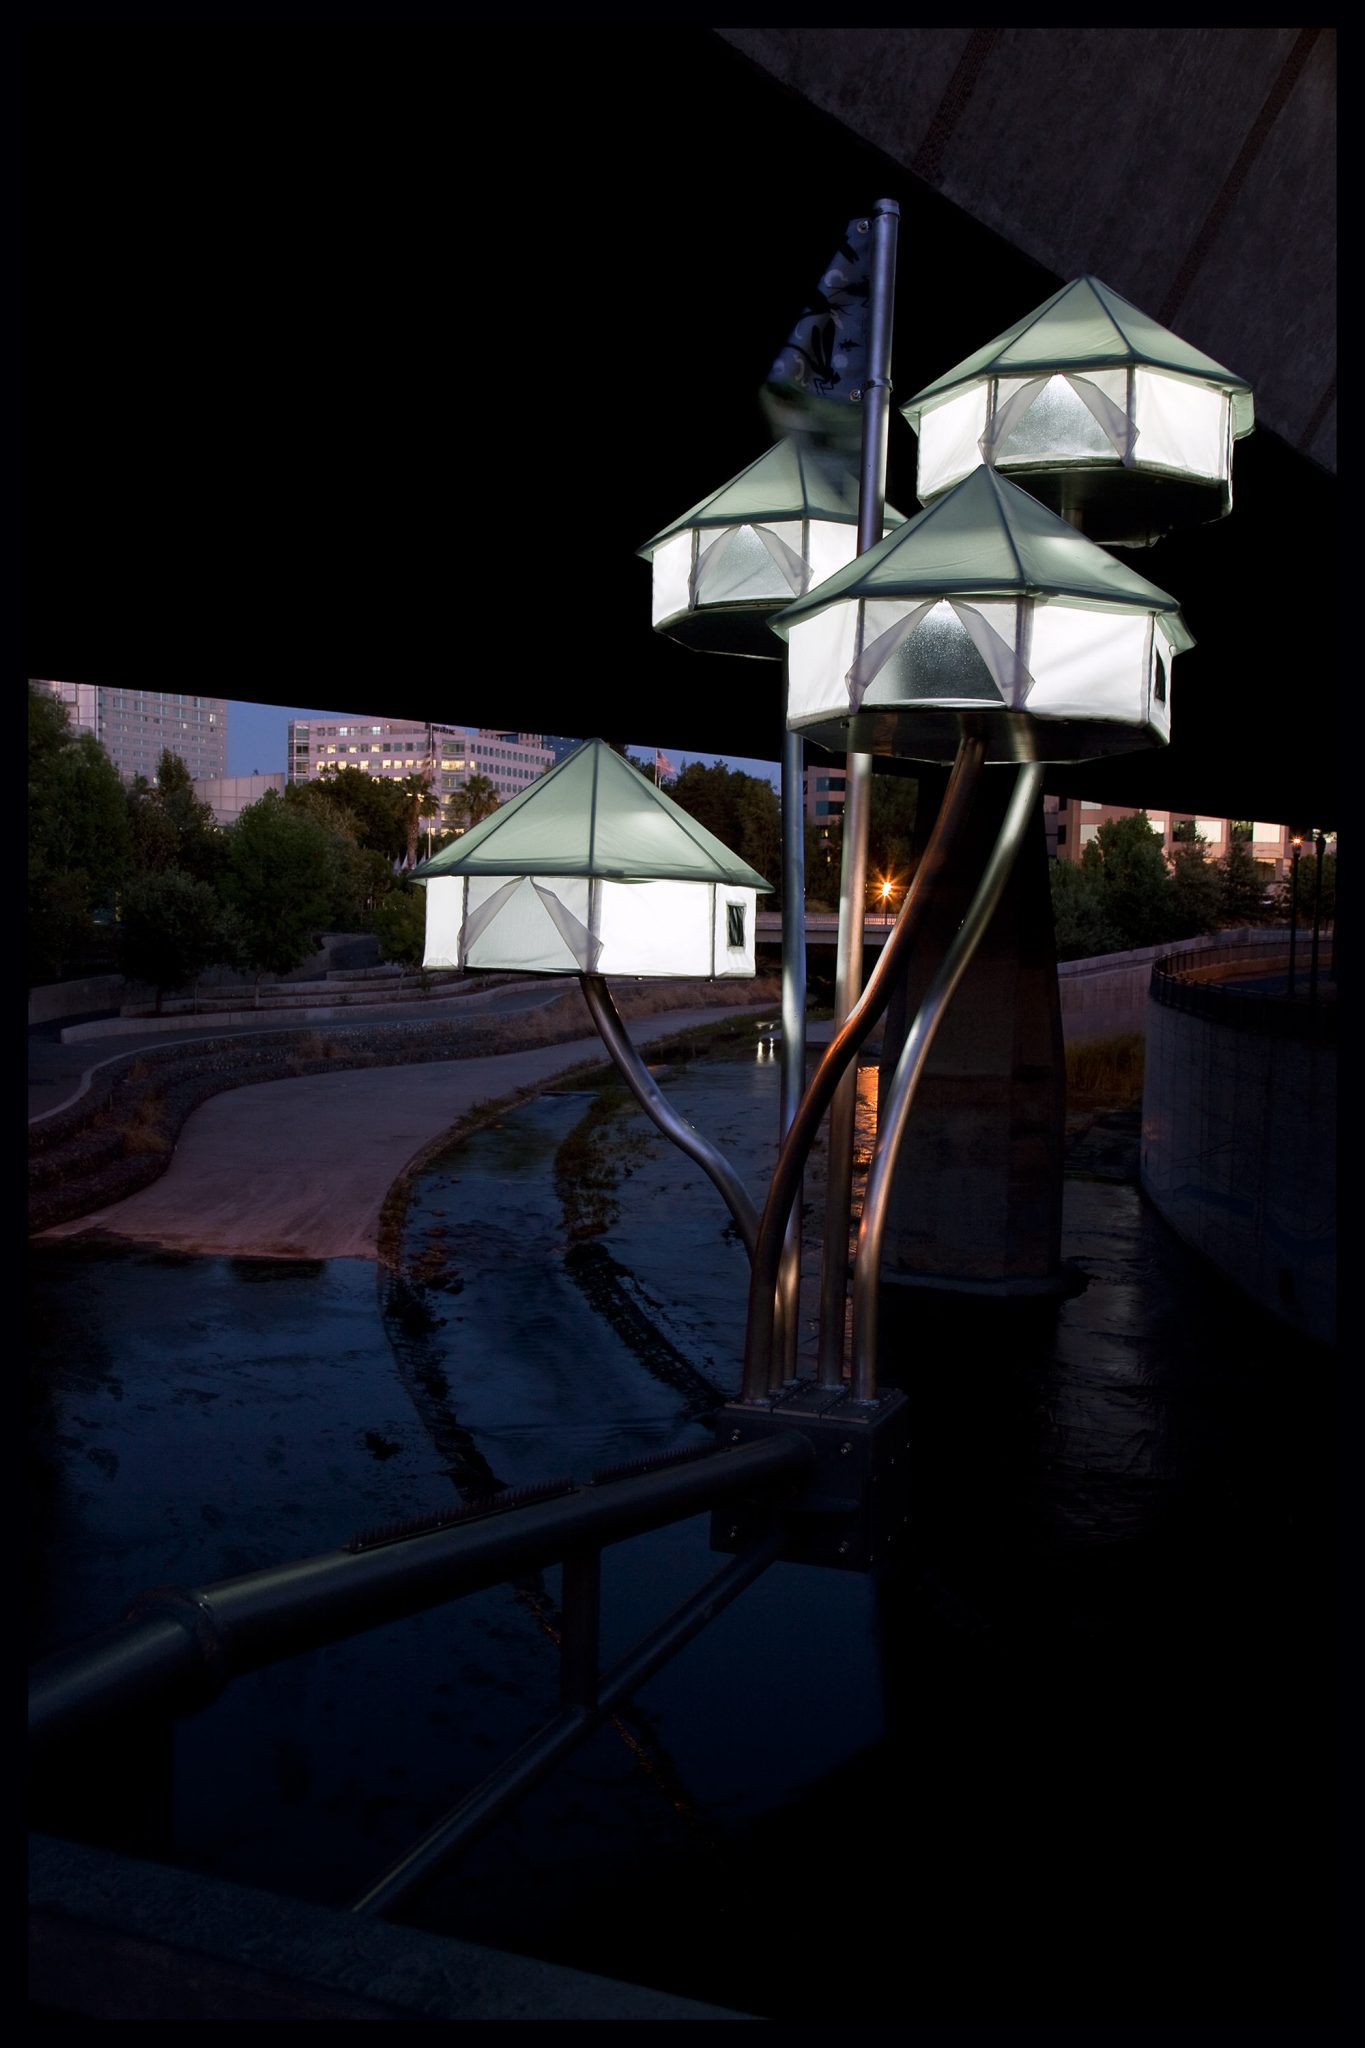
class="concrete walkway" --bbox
[35,1002,780,1262]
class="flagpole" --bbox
[815,197,899,1389]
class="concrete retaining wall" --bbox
[1140,963,1335,1347]
[1057,927,1292,1045]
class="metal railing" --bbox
[29,1433,813,1916]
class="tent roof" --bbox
[411,738,773,889]
[768,465,1194,648]
[901,275,1255,439]
[638,436,904,554]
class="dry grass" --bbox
[1065,1031,1145,1114]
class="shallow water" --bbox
[28,1041,1336,2020]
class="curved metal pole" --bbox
[850,761,1046,1399]
[579,974,759,1260]
[739,729,988,1402]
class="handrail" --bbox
[29,1435,813,1753]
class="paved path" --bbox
[35,1003,780,1262]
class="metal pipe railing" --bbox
[350,1527,786,1916]
[29,1435,813,1753]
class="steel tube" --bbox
[29,1437,812,1749]
[816,197,899,1386]
[739,731,987,1402]
[579,973,759,1259]
[850,761,1046,1397]
[350,1528,784,1916]
[778,714,807,1382]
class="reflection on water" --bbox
[27,1040,1335,2020]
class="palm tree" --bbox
[445,773,501,837]
[396,772,436,869]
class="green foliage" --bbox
[127,750,223,884]
[1268,849,1335,926]
[118,868,234,1011]
[220,792,340,982]
[305,765,408,861]
[1166,836,1223,939]
[28,682,134,983]
[1079,810,1175,951]
[396,772,437,869]
[445,773,501,835]
[1218,834,1271,925]
[372,883,428,969]
[1049,857,1119,961]
[668,760,782,897]
[805,820,841,910]
[866,769,918,895]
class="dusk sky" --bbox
[226,703,782,791]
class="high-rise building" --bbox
[1045,796,1302,877]
[286,718,552,810]
[34,680,227,783]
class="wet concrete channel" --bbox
[27,1031,1337,2022]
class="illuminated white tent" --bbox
[900,275,1254,546]
[637,436,903,657]
[411,739,772,978]
[771,465,1194,765]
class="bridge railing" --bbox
[30,1434,813,1917]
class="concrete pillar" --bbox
[875,768,1068,1297]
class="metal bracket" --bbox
[710,1382,909,1571]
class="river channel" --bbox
[27,1035,1336,2021]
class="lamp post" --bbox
[742,464,1194,1401]
[1288,832,1303,997]
[411,738,770,1257]
[1310,830,1325,1003]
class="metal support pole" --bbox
[740,729,986,1403]
[1310,832,1324,1003]
[778,712,806,1383]
[579,973,758,1259]
[1288,842,1301,997]
[559,1549,601,1711]
[850,762,1046,1398]
[815,196,900,1387]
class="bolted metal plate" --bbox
[710,1382,910,1571]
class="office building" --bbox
[34,680,227,783]
[286,720,553,810]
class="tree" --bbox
[28,681,134,984]
[445,774,501,836]
[126,750,223,883]
[668,760,783,895]
[118,869,235,1013]
[307,765,408,862]
[1080,810,1174,951]
[372,882,428,969]
[396,772,437,869]
[1049,857,1119,960]
[1268,849,1335,927]
[805,820,841,910]
[220,792,340,989]
[1166,836,1223,939]
[1218,834,1270,926]
[866,769,918,905]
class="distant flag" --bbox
[761,216,872,463]
[655,750,675,785]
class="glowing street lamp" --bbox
[738,462,1195,1401]
[900,274,1255,547]
[411,738,771,1254]
[775,463,1193,768]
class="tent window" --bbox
[726,902,746,950]
[1154,651,1167,705]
